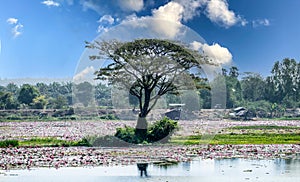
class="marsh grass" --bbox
[171,133,300,145]
[18,137,91,147]
[229,125,300,130]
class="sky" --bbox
[1,0,300,82]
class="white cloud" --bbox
[152,1,184,23]
[98,15,115,25]
[7,18,18,24]
[97,15,115,33]
[174,0,206,21]
[151,2,184,38]
[205,0,247,28]
[7,18,23,38]
[252,18,270,28]
[81,0,101,13]
[12,24,24,38]
[191,41,232,65]
[118,0,144,12]
[41,0,60,7]
[97,26,110,33]
[74,66,95,82]
[119,2,186,39]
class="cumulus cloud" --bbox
[119,2,186,39]
[252,18,270,28]
[7,18,23,38]
[205,0,247,28]
[74,66,95,82]
[174,0,206,21]
[191,41,232,65]
[118,0,144,12]
[150,1,184,38]
[152,1,184,23]
[41,0,60,7]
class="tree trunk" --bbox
[135,88,151,141]
[135,116,148,141]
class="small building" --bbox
[165,104,185,120]
[229,107,251,120]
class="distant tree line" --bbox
[0,82,112,110]
[0,58,299,117]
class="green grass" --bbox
[0,140,19,147]
[228,125,300,130]
[18,137,91,147]
[171,133,300,145]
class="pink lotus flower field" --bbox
[1,119,300,170]
[0,119,300,141]
[0,144,299,170]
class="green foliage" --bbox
[171,133,300,145]
[0,140,19,148]
[31,95,48,109]
[245,100,272,118]
[229,125,300,130]
[115,117,179,144]
[0,92,19,109]
[19,137,91,147]
[18,84,40,105]
[241,73,266,102]
[266,58,300,104]
[88,38,209,118]
[99,113,119,120]
[147,117,179,143]
[181,91,200,111]
[73,81,94,107]
[115,126,137,143]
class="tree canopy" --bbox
[87,39,210,119]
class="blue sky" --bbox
[0,0,300,81]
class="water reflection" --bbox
[137,163,148,177]
[1,158,300,182]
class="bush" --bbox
[115,126,137,143]
[147,117,179,143]
[100,114,119,120]
[114,117,179,144]
[0,140,19,148]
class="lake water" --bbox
[1,158,299,182]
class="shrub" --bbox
[74,138,92,147]
[115,126,137,143]
[100,114,119,120]
[147,117,179,143]
[114,117,179,144]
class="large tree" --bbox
[266,58,300,107]
[18,84,40,106]
[87,39,210,136]
[241,72,266,102]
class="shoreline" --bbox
[1,144,300,170]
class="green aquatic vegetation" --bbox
[171,133,300,145]
[19,137,91,147]
[228,125,300,130]
[0,140,19,147]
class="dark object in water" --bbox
[137,163,148,177]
